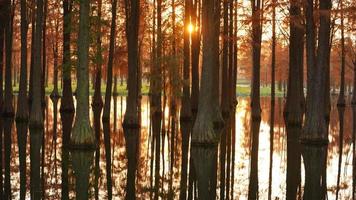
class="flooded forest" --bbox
[0,0,356,199]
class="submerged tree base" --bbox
[70,122,96,150]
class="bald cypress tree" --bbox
[70,0,95,148]
[191,0,222,199]
[16,0,29,121]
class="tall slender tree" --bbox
[70,0,95,147]
[16,0,29,121]
[3,0,14,117]
[285,1,304,199]
[0,14,4,199]
[103,0,118,121]
[191,0,222,199]
[250,0,263,121]
[92,0,103,111]
[123,0,140,199]
[302,0,332,199]
[60,0,74,113]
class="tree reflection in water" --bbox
[0,96,354,199]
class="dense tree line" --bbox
[0,0,356,199]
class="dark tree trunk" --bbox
[151,0,163,198]
[123,0,140,126]
[0,21,4,200]
[3,0,14,117]
[70,0,95,147]
[50,22,60,99]
[181,0,191,120]
[16,0,29,121]
[191,0,222,199]
[248,1,263,199]
[29,9,35,105]
[337,0,345,107]
[335,2,346,199]
[92,0,103,111]
[180,0,192,196]
[29,0,44,128]
[285,2,304,199]
[220,1,229,197]
[190,0,200,119]
[102,0,118,121]
[41,0,48,107]
[302,0,332,199]
[123,0,140,199]
[250,0,263,121]
[268,1,276,200]
[60,0,74,113]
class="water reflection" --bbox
[1,96,354,199]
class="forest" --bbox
[0,0,356,199]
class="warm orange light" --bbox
[187,23,194,33]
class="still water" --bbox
[2,96,354,199]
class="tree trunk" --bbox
[29,9,35,105]
[191,0,200,119]
[179,0,192,199]
[0,17,4,200]
[3,0,14,117]
[191,0,221,199]
[92,0,103,110]
[302,1,332,199]
[268,1,276,200]
[70,0,95,147]
[250,0,263,121]
[337,0,345,107]
[123,0,140,126]
[29,0,44,127]
[102,0,118,121]
[16,0,29,121]
[41,0,48,107]
[285,2,304,198]
[60,0,74,113]
[123,0,140,199]
[181,0,191,121]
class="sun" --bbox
[187,23,194,34]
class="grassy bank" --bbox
[12,83,284,97]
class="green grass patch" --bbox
[12,83,283,97]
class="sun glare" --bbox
[187,23,194,33]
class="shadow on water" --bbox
[248,119,261,200]
[60,111,74,200]
[179,118,191,200]
[4,117,13,199]
[352,105,356,200]
[30,127,43,200]
[286,124,301,200]
[103,121,113,200]
[93,105,101,200]
[336,105,345,200]
[16,121,28,200]
[124,126,139,200]
[191,143,218,200]
[0,114,3,198]
[71,150,94,200]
